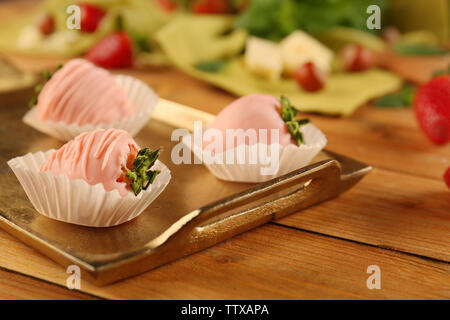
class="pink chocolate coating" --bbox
[203,94,294,152]
[40,128,139,197]
[37,59,133,125]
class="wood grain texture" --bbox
[277,168,450,262]
[0,224,448,299]
[308,110,450,181]
[0,268,98,300]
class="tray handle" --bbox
[183,159,348,248]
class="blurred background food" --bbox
[0,55,35,92]
[0,0,448,116]
[0,1,450,299]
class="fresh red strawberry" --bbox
[85,32,133,69]
[294,62,327,92]
[37,14,55,35]
[340,44,375,72]
[156,0,177,11]
[413,75,450,145]
[79,3,106,33]
[444,167,450,189]
[192,0,229,14]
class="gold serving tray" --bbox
[0,92,371,285]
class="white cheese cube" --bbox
[280,30,333,75]
[245,37,282,81]
[17,26,43,49]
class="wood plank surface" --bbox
[0,224,448,299]
[310,110,450,181]
[0,0,449,300]
[277,168,450,262]
[0,267,98,300]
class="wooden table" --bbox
[0,0,449,300]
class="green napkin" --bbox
[155,15,402,116]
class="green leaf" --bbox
[28,96,38,108]
[129,30,152,53]
[297,118,310,126]
[279,95,310,145]
[42,70,52,80]
[125,147,161,196]
[235,0,386,41]
[115,15,125,31]
[374,84,416,108]
[30,64,64,108]
[34,84,43,93]
[195,60,228,73]
[393,43,449,56]
[280,95,298,121]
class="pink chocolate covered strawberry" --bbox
[198,94,327,183]
[8,128,170,227]
[204,95,298,152]
[40,128,162,197]
[36,59,133,125]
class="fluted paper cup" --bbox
[7,150,171,227]
[183,123,327,183]
[23,75,158,141]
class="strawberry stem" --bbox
[29,64,63,108]
[279,95,310,145]
[125,147,161,196]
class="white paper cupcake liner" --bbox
[7,150,171,227]
[23,75,158,141]
[183,123,327,183]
